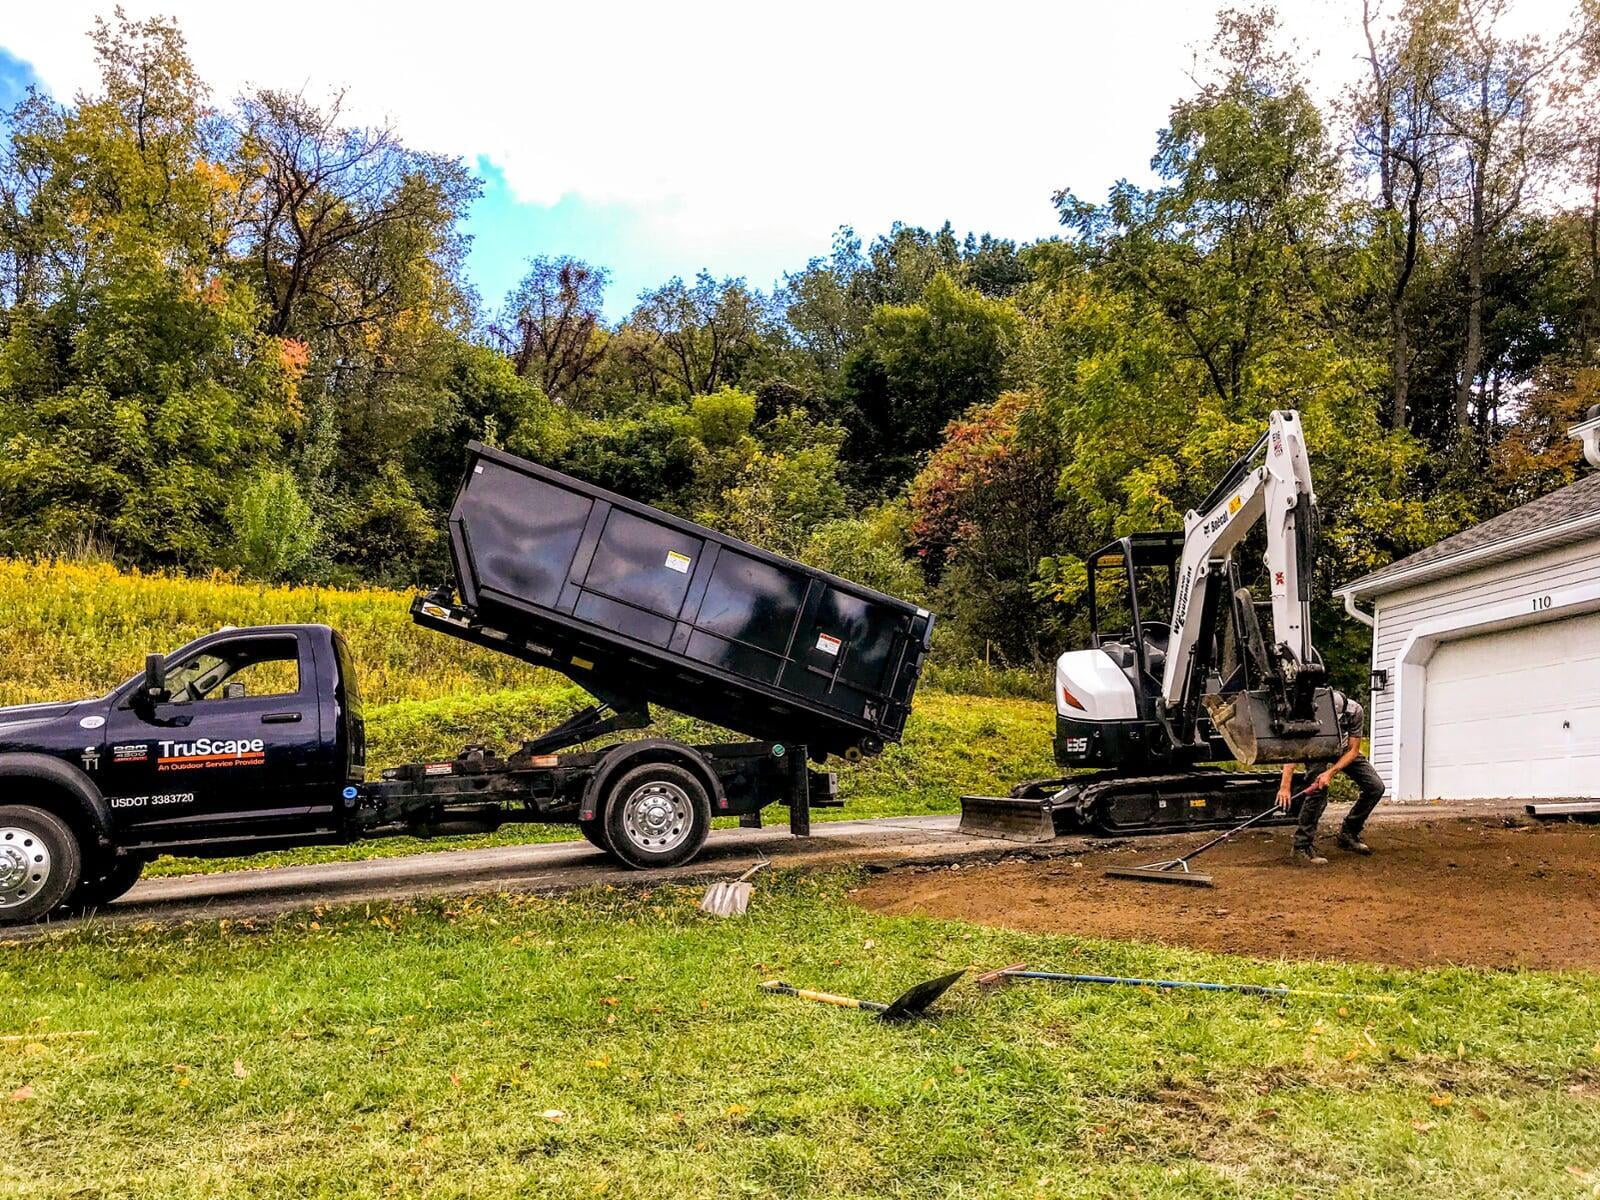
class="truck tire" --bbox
[577,818,610,854]
[601,762,711,870]
[0,805,83,926]
[67,855,146,912]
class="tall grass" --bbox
[0,558,1061,709]
[0,559,541,707]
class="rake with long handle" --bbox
[975,963,1396,1003]
[1103,788,1312,887]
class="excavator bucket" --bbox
[1203,688,1344,766]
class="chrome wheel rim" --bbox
[621,781,693,853]
[0,826,52,911]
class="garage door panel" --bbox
[1423,610,1600,800]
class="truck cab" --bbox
[0,624,364,922]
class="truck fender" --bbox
[578,739,726,822]
[0,752,114,852]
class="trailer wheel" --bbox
[0,805,83,926]
[602,763,711,869]
[577,818,610,854]
[66,855,146,912]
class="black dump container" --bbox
[434,442,934,760]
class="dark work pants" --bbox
[1294,754,1386,851]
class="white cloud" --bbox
[6,0,1580,266]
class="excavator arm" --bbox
[1160,410,1341,764]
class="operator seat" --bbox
[1139,621,1170,681]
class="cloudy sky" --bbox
[0,0,1578,317]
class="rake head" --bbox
[1103,861,1216,887]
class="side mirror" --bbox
[141,653,169,705]
[222,682,246,700]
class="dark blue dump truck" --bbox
[0,442,934,924]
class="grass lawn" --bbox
[4,872,1598,1198]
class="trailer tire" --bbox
[601,763,711,869]
[0,805,83,926]
[66,855,146,912]
[577,818,610,854]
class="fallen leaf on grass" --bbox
[7,1085,34,1102]
[724,1104,748,1117]
[599,997,618,1007]
[541,1109,568,1123]
[233,1059,248,1079]
[1428,1092,1453,1108]
[1469,1105,1489,1122]
[1410,1120,1435,1134]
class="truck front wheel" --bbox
[68,855,146,912]
[602,763,711,869]
[0,805,83,926]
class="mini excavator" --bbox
[960,410,1346,839]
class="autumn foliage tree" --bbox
[910,392,1067,662]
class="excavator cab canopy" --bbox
[1086,532,1185,694]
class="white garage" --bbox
[1337,408,1600,802]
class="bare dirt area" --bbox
[855,818,1600,970]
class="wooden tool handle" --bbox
[759,980,886,1012]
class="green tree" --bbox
[0,12,295,564]
[837,272,1019,492]
[802,502,925,600]
[711,409,848,556]
[228,468,320,581]
[625,273,775,399]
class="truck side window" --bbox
[164,637,302,703]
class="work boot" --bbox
[1291,847,1328,867]
[1337,830,1373,856]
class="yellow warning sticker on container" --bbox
[816,633,842,656]
[664,551,692,573]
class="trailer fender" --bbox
[0,753,114,852]
[579,740,726,822]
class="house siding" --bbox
[1367,535,1600,794]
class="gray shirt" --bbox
[1332,691,1364,740]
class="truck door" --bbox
[103,632,320,837]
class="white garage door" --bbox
[1423,610,1600,800]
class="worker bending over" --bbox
[1276,690,1385,865]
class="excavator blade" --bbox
[958,794,1059,842]
[1203,689,1344,766]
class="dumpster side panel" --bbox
[447,443,930,757]
[460,459,594,610]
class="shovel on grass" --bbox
[699,860,768,917]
